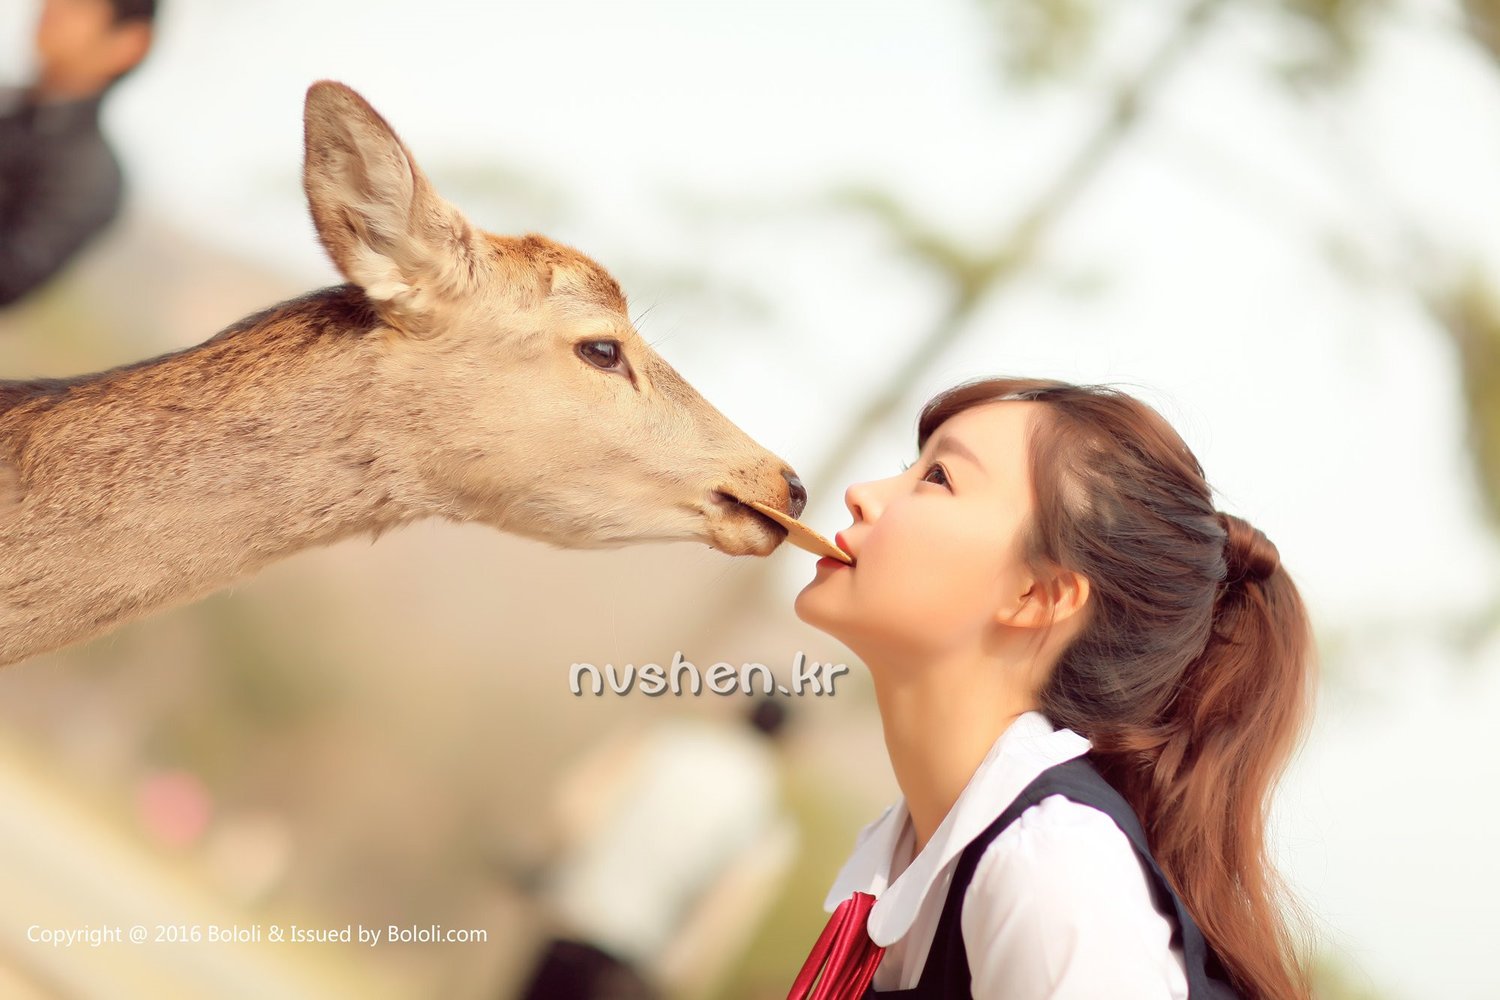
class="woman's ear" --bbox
[999,568,1090,631]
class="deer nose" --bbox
[784,471,807,519]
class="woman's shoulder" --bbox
[958,794,1188,995]
[969,792,1149,902]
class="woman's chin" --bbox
[793,587,849,642]
[792,586,830,628]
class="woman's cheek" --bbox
[919,532,1002,621]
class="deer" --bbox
[0,81,805,669]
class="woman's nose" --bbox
[844,479,875,523]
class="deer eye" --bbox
[577,339,623,371]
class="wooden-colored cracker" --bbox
[743,499,854,564]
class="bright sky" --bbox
[3,1,1497,995]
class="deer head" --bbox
[301,80,803,554]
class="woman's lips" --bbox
[835,531,855,560]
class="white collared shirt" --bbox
[822,711,1189,997]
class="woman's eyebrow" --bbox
[930,434,986,476]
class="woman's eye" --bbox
[578,340,623,371]
[901,461,949,487]
[921,463,950,487]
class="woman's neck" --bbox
[869,650,1036,857]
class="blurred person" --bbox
[791,378,1316,998]
[0,0,156,308]
[511,696,798,1000]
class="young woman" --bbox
[794,377,1315,999]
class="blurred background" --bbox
[2,0,1498,997]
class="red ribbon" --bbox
[786,891,887,1000]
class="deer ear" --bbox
[301,81,484,334]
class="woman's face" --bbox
[795,401,1044,662]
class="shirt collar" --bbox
[821,710,1091,945]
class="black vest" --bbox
[861,753,1242,998]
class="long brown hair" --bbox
[918,376,1316,1000]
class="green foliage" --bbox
[832,186,1014,306]
[1462,0,1500,66]
[977,0,1097,83]
[1310,951,1387,999]
[1266,0,1380,86]
[1425,268,1500,534]
[974,0,1385,89]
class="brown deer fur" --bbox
[0,82,801,667]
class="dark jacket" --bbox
[0,87,123,307]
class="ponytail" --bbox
[1094,514,1315,1000]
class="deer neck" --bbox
[0,284,439,664]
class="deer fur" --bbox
[0,81,802,668]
